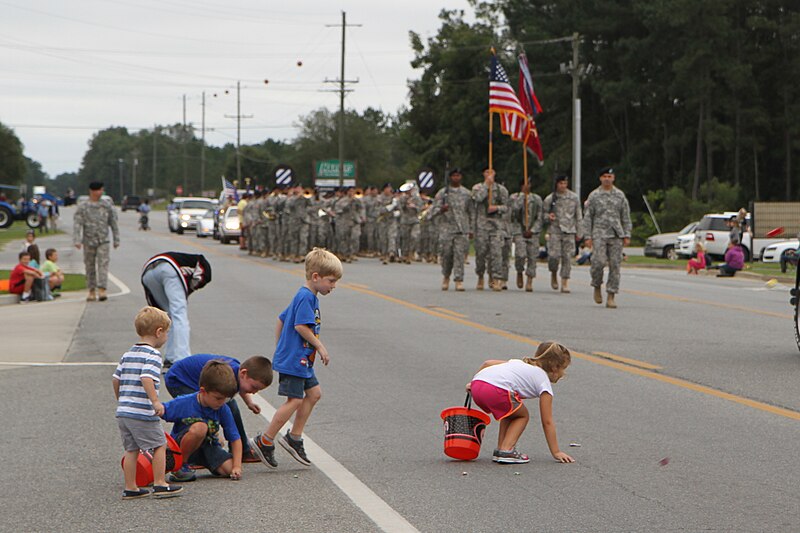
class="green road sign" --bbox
[315,159,356,179]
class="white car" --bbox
[169,198,217,234]
[195,209,215,238]
[218,206,241,244]
[761,240,799,263]
[676,231,697,258]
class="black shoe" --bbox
[122,488,150,500]
[152,484,183,498]
[279,432,311,466]
[249,435,278,467]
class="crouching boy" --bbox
[161,360,244,480]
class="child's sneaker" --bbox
[152,484,183,498]
[121,488,150,500]
[168,464,196,482]
[242,448,262,463]
[249,435,278,468]
[491,449,501,462]
[494,449,530,464]
[279,432,311,466]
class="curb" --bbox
[622,263,795,284]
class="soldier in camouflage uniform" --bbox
[254,191,270,257]
[265,189,283,259]
[430,168,472,291]
[377,184,400,263]
[581,167,632,309]
[398,184,423,264]
[543,175,582,293]
[334,188,358,262]
[418,195,436,262]
[73,181,119,301]
[294,189,312,261]
[363,187,381,256]
[510,180,543,292]
[350,192,365,260]
[244,192,260,255]
[471,168,510,291]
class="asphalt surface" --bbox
[1,206,799,532]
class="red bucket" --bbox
[120,433,183,486]
[440,393,491,461]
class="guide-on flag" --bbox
[518,53,544,164]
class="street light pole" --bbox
[117,158,124,201]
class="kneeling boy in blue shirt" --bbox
[161,360,244,480]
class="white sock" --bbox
[22,291,30,298]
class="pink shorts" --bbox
[470,380,523,421]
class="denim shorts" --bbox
[174,427,232,473]
[278,373,320,399]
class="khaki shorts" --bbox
[118,417,167,452]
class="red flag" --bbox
[518,53,544,163]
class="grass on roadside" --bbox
[624,253,795,278]
[0,270,86,292]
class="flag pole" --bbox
[488,47,496,207]
[523,134,529,230]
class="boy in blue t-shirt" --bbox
[164,353,273,473]
[161,360,244,480]
[250,248,343,468]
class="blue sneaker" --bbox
[249,435,278,468]
[168,464,196,482]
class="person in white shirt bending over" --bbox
[467,341,575,464]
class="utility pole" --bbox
[152,125,158,195]
[182,94,188,194]
[132,154,138,196]
[571,33,581,202]
[325,11,360,187]
[201,91,206,194]
[117,158,124,201]
[225,81,253,185]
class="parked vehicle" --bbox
[697,213,753,261]
[645,222,698,260]
[121,195,141,212]
[762,240,799,263]
[168,197,217,234]
[676,231,697,258]
[218,206,241,244]
[195,209,215,238]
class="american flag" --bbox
[489,54,529,145]
[222,177,239,202]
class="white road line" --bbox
[107,272,131,298]
[248,394,420,533]
[0,361,118,366]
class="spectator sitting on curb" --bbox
[687,242,707,275]
[9,251,44,303]
[42,248,65,295]
[715,242,744,278]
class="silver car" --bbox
[644,221,698,260]
[218,206,241,244]
[195,209,215,238]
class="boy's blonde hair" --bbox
[134,306,171,337]
[199,360,238,398]
[523,341,571,378]
[305,247,343,280]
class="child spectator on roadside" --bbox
[26,244,53,300]
[467,341,575,464]
[249,248,343,468]
[161,360,244,481]
[164,353,273,480]
[41,248,65,293]
[716,242,744,277]
[9,251,44,303]
[20,230,35,253]
[113,306,183,499]
[687,242,707,275]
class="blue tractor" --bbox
[0,185,42,229]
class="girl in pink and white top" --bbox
[467,341,574,464]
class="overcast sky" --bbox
[1,0,472,178]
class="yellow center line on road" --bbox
[592,351,663,370]
[170,236,800,421]
[623,287,792,320]
[429,306,467,318]
[347,282,371,289]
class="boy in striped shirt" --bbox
[113,306,183,500]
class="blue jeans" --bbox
[142,262,190,363]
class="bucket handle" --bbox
[464,392,472,409]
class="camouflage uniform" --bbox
[581,186,632,293]
[430,184,472,282]
[418,198,435,261]
[543,189,582,279]
[73,198,119,291]
[471,182,510,282]
[254,194,270,256]
[350,196,365,258]
[377,192,400,260]
[510,192,543,278]
[244,197,260,254]
[334,194,357,258]
[295,194,311,258]
[265,192,283,258]
[399,191,423,262]
[363,193,381,255]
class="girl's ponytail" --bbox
[524,341,571,375]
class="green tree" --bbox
[0,122,26,186]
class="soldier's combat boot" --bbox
[516,272,524,289]
[593,286,603,304]
[551,271,559,290]
[98,288,108,302]
[492,279,503,292]
[381,255,388,265]
[389,252,396,263]
[442,277,449,291]
[502,280,508,290]
[606,292,617,309]
[86,289,97,302]
[454,281,465,292]
[525,275,533,292]
[560,278,570,293]
[476,276,484,291]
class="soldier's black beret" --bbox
[88,181,104,190]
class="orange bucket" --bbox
[120,433,183,486]
[0,279,9,292]
[440,393,491,461]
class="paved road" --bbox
[1,206,798,532]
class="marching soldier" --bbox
[399,184,423,263]
[430,168,472,291]
[543,175,582,293]
[363,187,381,256]
[581,167,632,309]
[510,180,543,292]
[377,184,400,263]
[73,181,119,302]
[472,168,510,291]
[334,187,358,262]
[243,192,259,255]
[265,188,283,259]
